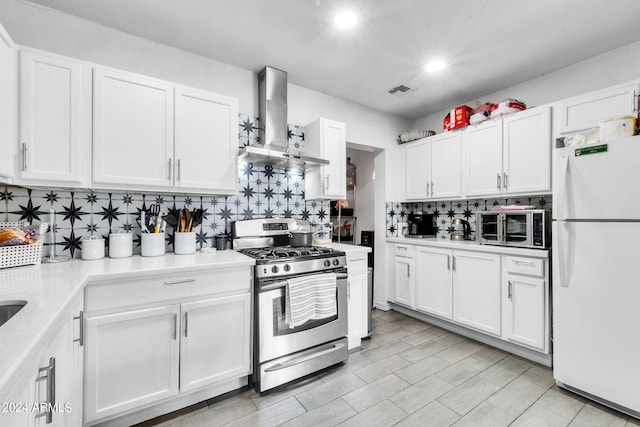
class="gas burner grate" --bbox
[238,246,336,260]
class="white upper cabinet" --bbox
[463,106,551,197]
[93,66,239,194]
[405,132,461,201]
[556,81,640,135]
[463,119,503,197]
[405,139,430,200]
[503,106,551,194]
[305,118,346,200]
[93,67,174,189]
[18,49,87,186]
[0,21,14,183]
[174,86,238,194]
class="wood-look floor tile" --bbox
[435,355,490,386]
[342,374,409,412]
[486,376,548,416]
[389,374,455,414]
[478,355,533,387]
[453,401,517,427]
[294,371,366,411]
[569,403,629,427]
[225,397,306,427]
[438,376,501,415]
[394,400,460,427]
[353,354,411,383]
[395,355,451,384]
[337,399,407,427]
[279,398,356,427]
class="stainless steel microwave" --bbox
[476,209,550,248]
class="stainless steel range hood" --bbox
[238,66,329,170]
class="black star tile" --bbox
[85,193,98,205]
[262,208,274,218]
[44,191,59,203]
[196,230,209,246]
[99,199,124,228]
[0,188,13,201]
[263,165,275,179]
[241,186,255,200]
[62,230,82,258]
[61,199,88,227]
[219,207,233,221]
[11,191,46,224]
[241,208,254,220]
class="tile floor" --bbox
[139,310,639,427]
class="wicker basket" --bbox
[0,222,48,269]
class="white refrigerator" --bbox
[553,135,640,417]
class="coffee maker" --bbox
[407,213,437,237]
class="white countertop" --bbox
[0,250,255,397]
[386,237,549,258]
[321,242,372,255]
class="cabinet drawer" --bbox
[347,254,368,274]
[394,244,415,258]
[85,267,251,312]
[505,257,544,277]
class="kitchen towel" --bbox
[285,272,337,328]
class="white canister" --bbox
[109,231,133,258]
[81,236,105,260]
[141,233,166,257]
[174,232,196,255]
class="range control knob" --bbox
[333,258,340,266]
[324,259,331,267]
[271,266,279,274]
[284,264,291,272]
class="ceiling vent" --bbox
[387,84,417,97]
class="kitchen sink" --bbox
[0,300,27,328]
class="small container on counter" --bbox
[81,236,105,260]
[108,231,133,258]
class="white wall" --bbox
[413,40,640,131]
[346,148,375,244]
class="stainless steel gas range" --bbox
[232,218,348,393]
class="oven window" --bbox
[480,214,499,241]
[272,289,339,336]
[504,215,528,242]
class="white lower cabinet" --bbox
[84,305,180,423]
[452,251,502,336]
[502,256,548,351]
[415,247,452,320]
[393,244,415,308]
[83,268,252,425]
[346,253,370,349]
[179,294,251,392]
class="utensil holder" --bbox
[174,232,196,255]
[141,233,166,257]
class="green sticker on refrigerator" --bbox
[575,144,608,156]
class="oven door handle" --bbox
[264,342,346,372]
[261,272,348,292]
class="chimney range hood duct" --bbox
[238,66,329,170]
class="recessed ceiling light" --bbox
[425,60,446,73]
[334,11,357,29]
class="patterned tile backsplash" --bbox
[0,115,329,258]
[386,196,552,239]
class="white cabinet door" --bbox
[347,271,367,349]
[69,295,84,427]
[415,247,453,320]
[93,67,174,189]
[19,50,84,185]
[453,251,501,336]
[304,118,346,200]
[557,81,640,135]
[1,370,30,426]
[174,87,238,194]
[463,120,503,197]
[84,305,180,423]
[179,293,251,393]
[430,132,461,199]
[405,139,431,200]
[393,256,414,308]
[32,319,73,427]
[503,106,551,194]
[503,274,545,350]
[0,22,14,183]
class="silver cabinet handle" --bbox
[324,174,329,190]
[447,254,450,270]
[177,158,182,181]
[347,281,351,299]
[634,90,638,113]
[73,311,84,347]
[513,259,535,265]
[497,173,501,190]
[508,280,513,299]
[452,256,456,271]
[407,264,411,277]
[172,314,177,340]
[22,143,27,171]
[168,158,173,180]
[503,172,507,189]
[183,312,189,338]
[426,182,430,197]
[431,181,434,196]
[397,246,408,251]
[35,357,55,424]
[164,279,196,286]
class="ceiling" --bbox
[23,0,640,120]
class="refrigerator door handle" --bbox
[558,221,570,287]
[557,155,569,221]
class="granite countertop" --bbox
[386,236,549,258]
[0,250,255,398]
